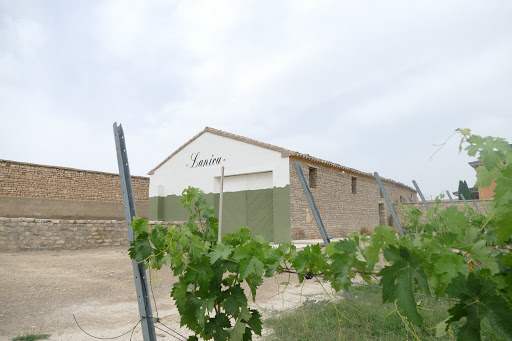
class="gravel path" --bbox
[0,247,337,341]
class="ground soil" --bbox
[0,247,339,341]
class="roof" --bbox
[148,127,415,191]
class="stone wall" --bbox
[0,217,182,252]
[0,159,149,219]
[399,199,490,220]
[0,159,148,202]
[289,157,417,240]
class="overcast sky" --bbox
[1,1,511,199]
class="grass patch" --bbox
[11,334,51,341]
[264,284,504,340]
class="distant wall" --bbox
[0,159,149,219]
[399,199,492,222]
[0,217,182,252]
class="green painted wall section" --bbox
[273,186,291,243]
[148,185,290,243]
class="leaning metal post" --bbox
[471,198,482,213]
[113,123,157,341]
[374,172,405,236]
[412,180,430,211]
[460,194,470,208]
[293,162,330,245]
[446,191,456,206]
[293,162,352,299]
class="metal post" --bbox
[412,180,430,211]
[113,123,157,341]
[446,191,456,206]
[374,172,405,236]
[460,194,470,208]
[293,162,352,299]
[218,166,224,243]
[471,198,482,213]
[293,162,330,245]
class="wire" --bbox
[73,314,141,340]
[278,268,460,302]
[155,323,187,341]
[148,266,159,319]
[156,321,187,340]
[148,266,188,340]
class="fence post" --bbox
[471,198,482,213]
[412,180,430,211]
[113,123,157,341]
[374,172,405,236]
[218,166,224,243]
[446,191,456,206]
[293,162,330,245]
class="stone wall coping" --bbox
[0,159,149,179]
[0,217,186,224]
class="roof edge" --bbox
[148,127,416,192]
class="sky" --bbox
[1,1,511,199]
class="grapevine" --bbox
[129,130,512,340]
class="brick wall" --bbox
[0,217,183,252]
[0,159,148,203]
[289,157,417,240]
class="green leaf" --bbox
[466,135,510,170]
[365,225,397,271]
[203,313,231,341]
[230,307,251,341]
[325,239,357,291]
[436,318,450,338]
[440,206,467,233]
[238,256,264,280]
[459,239,499,275]
[129,238,152,263]
[379,245,431,326]
[208,243,234,265]
[291,244,328,279]
[245,274,263,301]
[432,253,466,295]
[247,309,262,336]
[130,216,149,235]
[230,319,246,341]
[445,271,512,341]
[223,285,247,316]
[501,253,512,267]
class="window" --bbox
[309,167,318,188]
[380,188,384,198]
[351,176,357,194]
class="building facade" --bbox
[148,127,417,243]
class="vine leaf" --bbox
[325,239,357,291]
[209,244,234,265]
[445,271,512,341]
[230,307,251,341]
[466,135,510,170]
[379,245,431,326]
[203,313,231,340]
[129,239,152,263]
[247,309,262,336]
[223,285,247,316]
[239,256,264,279]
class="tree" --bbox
[458,180,473,200]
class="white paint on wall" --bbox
[214,171,273,193]
[149,132,290,197]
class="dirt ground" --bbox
[0,247,340,341]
